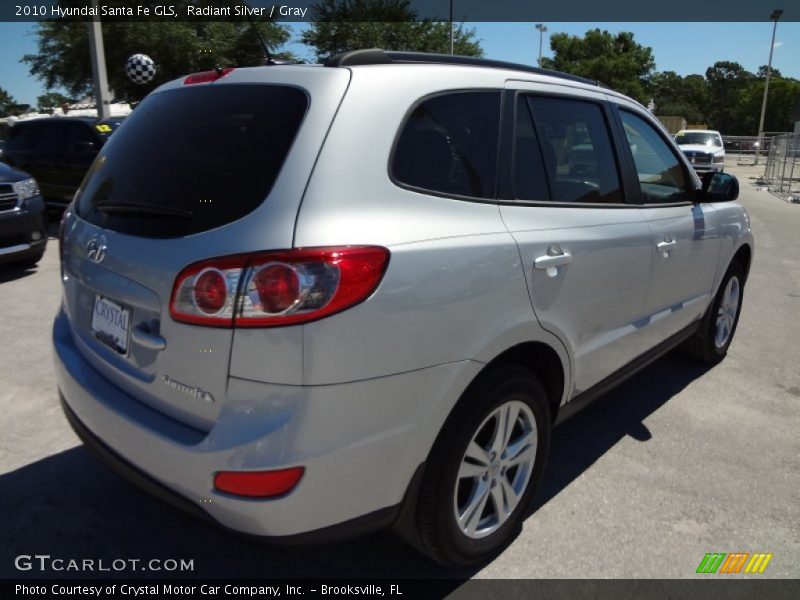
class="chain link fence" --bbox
[759,133,800,203]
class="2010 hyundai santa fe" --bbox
[54,50,753,566]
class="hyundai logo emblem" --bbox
[86,237,107,263]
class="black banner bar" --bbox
[2,1,800,23]
[3,579,800,600]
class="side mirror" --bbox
[699,172,739,203]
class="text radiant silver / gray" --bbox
[53,50,753,566]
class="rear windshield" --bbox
[76,84,308,238]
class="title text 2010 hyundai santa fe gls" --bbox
[54,51,753,566]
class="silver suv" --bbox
[54,50,753,566]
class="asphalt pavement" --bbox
[0,165,798,581]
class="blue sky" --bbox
[1,21,798,106]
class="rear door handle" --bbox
[656,240,678,252]
[534,251,572,270]
[131,324,166,351]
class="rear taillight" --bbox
[183,68,234,85]
[169,246,390,328]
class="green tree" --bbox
[0,87,17,116]
[705,61,753,134]
[757,65,782,79]
[37,91,74,113]
[540,29,655,104]
[301,0,483,62]
[22,1,293,103]
[735,76,800,134]
[650,71,709,124]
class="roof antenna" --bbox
[242,1,276,65]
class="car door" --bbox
[499,83,653,397]
[611,105,721,350]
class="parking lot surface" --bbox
[1,165,798,580]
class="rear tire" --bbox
[410,365,551,566]
[682,261,745,364]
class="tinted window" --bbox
[526,97,622,204]
[76,85,308,238]
[6,125,37,151]
[392,92,500,199]
[68,122,98,152]
[513,97,550,201]
[35,124,67,154]
[620,111,690,204]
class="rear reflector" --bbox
[170,246,390,328]
[183,67,235,85]
[214,467,304,498]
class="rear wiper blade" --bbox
[95,202,194,219]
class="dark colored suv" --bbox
[1,117,122,207]
[0,161,47,266]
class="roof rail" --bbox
[324,48,604,88]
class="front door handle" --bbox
[534,252,573,269]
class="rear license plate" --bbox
[91,295,130,355]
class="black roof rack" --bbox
[324,49,605,88]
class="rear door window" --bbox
[513,96,550,201]
[524,96,622,204]
[391,91,500,199]
[76,85,308,238]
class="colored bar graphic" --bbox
[744,553,774,574]
[697,553,727,573]
[719,553,749,573]
[697,552,773,574]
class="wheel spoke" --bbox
[505,429,536,464]
[490,483,507,520]
[459,459,488,480]
[489,405,509,454]
[460,481,490,535]
[464,440,490,468]
[500,476,521,515]
[506,439,536,467]
[501,403,520,450]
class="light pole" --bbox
[87,0,111,120]
[756,9,783,165]
[535,24,548,68]
[449,1,454,55]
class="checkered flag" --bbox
[125,54,157,85]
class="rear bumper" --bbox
[54,307,480,538]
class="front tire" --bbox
[682,260,745,364]
[411,365,551,566]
